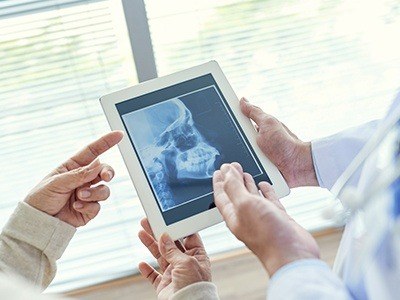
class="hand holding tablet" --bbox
[100,61,289,240]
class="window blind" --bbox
[1,0,400,294]
[144,0,400,234]
[0,0,144,293]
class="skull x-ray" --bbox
[125,98,221,211]
[120,78,270,224]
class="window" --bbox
[1,0,400,293]
[0,0,141,292]
[144,0,400,228]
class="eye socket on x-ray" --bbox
[120,81,269,225]
[127,98,221,210]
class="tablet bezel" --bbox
[100,61,290,240]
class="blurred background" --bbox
[0,0,399,298]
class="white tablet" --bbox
[100,61,289,240]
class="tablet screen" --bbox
[117,74,271,225]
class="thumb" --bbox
[51,159,102,192]
[240,97,265,125]
[159,233,187,265]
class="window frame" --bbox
[121,0,158,82]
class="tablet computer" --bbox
[100,61,289,240]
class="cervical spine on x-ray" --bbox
[144,99,220,210]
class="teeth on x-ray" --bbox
[145,99,220,210]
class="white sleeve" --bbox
[311,120,379,190]
[267,259,352,300]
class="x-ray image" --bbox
[121,83,266,220]
[123,97,221,211]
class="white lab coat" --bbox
[268,93,400,300]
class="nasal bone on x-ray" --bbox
[141,98,220,210]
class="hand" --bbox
[138,218,211,299]
[24,131,123,228]
[213,162,320,276]
[240,98,318,188]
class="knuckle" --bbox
[185,256,198,267]
[237,199,251,211]
[76,167,89,178]
[261,115,278,127]
[249,105,261,115]
[166,247,176,258]
[231,162,242,172]
[46,176,58,186]
[87,144,101,157]
[154,251,162,260]
[171,269,178,278]
[161,259,169,270]
[256,135,265,147]
[224,172,234,182]
[55,164,67,174]
[223,175,236,188]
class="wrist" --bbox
[24,196,44,214]
[24,195,53,216]
[290,142,318,188]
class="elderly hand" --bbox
[240,98,318,188]
[24,131,123,228]
[213,162,320,276]
[138,218,211,299]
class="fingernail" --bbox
[161,233,173,249]
[242,97,248,102]
[74,202,83,209]
[107,171,113,180]
[79,190,91,198]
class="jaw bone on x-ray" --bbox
[137,98,220,211]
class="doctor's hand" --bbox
[138,218,212,300]
[213,163,320,276]
[24,131,123,228]
[240,98,318,188]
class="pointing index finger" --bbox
[67,131,123,168]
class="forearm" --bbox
[0,202,75,289]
